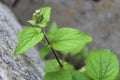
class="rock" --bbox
[1,0,17,6]
[0,2,44,80]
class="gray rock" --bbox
[1,0,16,6]
[0,2,44,80]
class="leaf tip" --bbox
[14,51,18,56]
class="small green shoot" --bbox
[14,7,119,80]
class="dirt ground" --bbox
[2,0,120,60]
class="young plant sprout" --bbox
[14,7,119,80]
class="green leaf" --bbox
[40,7,51,24]
[47,21,58,41]
[86,49,119,80]
[75,46,89,60]
[45,59,74,73]
[39,46,50,59]
[70,44,85,55]
[29,7,51,27]
[45,59,60,73]
[14,27,44,55]
[43,69,72,80]
[62,44,85,55]
[114,74,120,80]
[81,46,88,57]
[27,20,36,26]
[79,66,86,73]
[72,71,90,80]
[48,21,58,33]
[51,28,92,54]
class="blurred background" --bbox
[2,0,120,65]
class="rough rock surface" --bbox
[0,2,44,80]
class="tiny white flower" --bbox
[35,10,40,13]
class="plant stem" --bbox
[42,28,63,67]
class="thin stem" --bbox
[42,28,63,67]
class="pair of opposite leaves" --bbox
[44,49,119,80]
